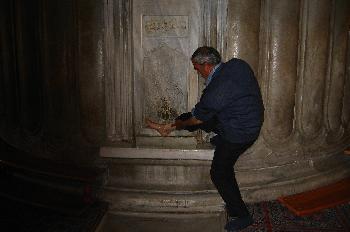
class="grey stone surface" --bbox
[99,212,226,232]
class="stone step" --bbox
[98,211,226,232]
[103,186,224,214]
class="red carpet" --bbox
[278,177,350,216]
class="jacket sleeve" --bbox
[176,112,218,132]
[175,112,200,132]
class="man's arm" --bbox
[172,116,203,130]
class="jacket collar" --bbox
[205,62,223,86]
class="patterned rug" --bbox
[243,200,350,232]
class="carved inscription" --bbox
[143,16,189,37]
[160,199,194,208]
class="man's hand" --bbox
[145,118,175,136]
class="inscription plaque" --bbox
[143,16,189,37]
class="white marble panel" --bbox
[133,0,202,137]
[100,147,214,160]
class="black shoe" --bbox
[225,215,253,231]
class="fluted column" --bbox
[326,0,350,142]
[0,0,106,164]
[225,0,261,76]
[77,0,105,144]
[0,0,43,148]
[297,0,331,141]
[227,0,350,201]
[261,0,300,148]
[104,0,133,145]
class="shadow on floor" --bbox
[0,196,108,232]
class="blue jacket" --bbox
[193,58,264,143]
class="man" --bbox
[146,46,264,231]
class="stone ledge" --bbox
[100,146,214,160]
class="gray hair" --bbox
[191,46,221,65]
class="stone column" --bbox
[0,0,106,164]
[232,0,350,201]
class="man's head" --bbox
[191,46,221,79]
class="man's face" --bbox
[191,60,212,79]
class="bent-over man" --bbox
[146,46,264,232]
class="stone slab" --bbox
[100,147,214,160]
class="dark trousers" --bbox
[210,136,254,218]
